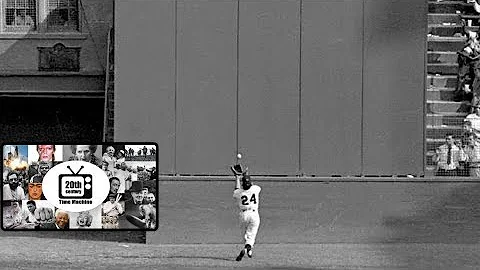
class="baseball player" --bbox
[232,166,261,261]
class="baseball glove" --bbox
[230,164,248,176]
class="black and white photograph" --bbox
[62,145,103,166]
[69,206,102,230]
[1,0,480,270]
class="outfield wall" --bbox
[115,0,427,177]
[147,180,480,244]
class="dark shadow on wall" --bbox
[0,2,107,144]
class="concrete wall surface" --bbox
[148,181,480,244]
[115,0,426,176]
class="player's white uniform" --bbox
[233,184,261,247]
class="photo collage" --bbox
[1,144,158,230]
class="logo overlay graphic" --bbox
[42,161,110,212]
[2,143,158,230]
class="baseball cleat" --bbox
[236,249,246,261]
[247,249,252,258]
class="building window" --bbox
[46,0,78,32]
[4,0,37,31]
[1,0,79,33]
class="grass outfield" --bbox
[2,180,480,269]
[0,237,478,269]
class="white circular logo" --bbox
[42,161,110,212]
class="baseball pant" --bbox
[239,209,260,247]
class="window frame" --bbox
[44,0,80,33]
[0,0,81,34]
[2,0,38,32]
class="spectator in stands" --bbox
[464,132,480,177]
[475,0,480,14]
[461,121,474,173]
[463,120,474,135]
[465,105,480,138]
[456,31,480,108]
[456,137,469,176]
[434,134,467,176]
[454,76,474,105]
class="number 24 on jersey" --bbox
[241,194,257,205]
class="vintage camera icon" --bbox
[58,165,92,199]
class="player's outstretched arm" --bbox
[235,175,241,190]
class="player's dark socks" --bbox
[236,249,246,261]
[245,244,252,258]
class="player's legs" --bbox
[244,211,260,258]
[244,212,260,246]
[236,212,248,261]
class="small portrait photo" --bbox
[63,145,102,167]
[119,181,157,230]
[26,160,53,190]
[104,177,124,202]
[3,145,29,172]
[26,175,45,200]
[3,170,28,201]
[27,145,63,164]
[101,144,126,172]
[21,200,56,229]
[48,208,70,230]
[2,200,35,229]
[102,193,125,229]
[69,206,102,229]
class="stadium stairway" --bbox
[427,0,480,175]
